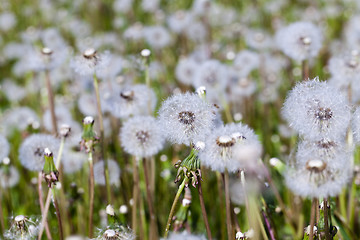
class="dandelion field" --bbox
[1,0,360,239]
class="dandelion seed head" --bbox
[276,21,322,61]
[175,57,200,86]
[0,166,20,188]
[70,49,110,77]
[282,78,350,141]
[109,84,156,119]
[120,116,164,158]
[1,107,40,137]
[19,134,59,171]
[200,123,261,173]
[158,92,216,145]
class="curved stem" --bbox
[37,173,52,240]
[197,180,212,240]
[164,177,187,238]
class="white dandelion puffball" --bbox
[200,122,261,173]
[296,139,351,171]
[285,160,351,198]
[0,134,10,163]
[70,49,110,77]
[352,107,360,144]
[282,77,351,141]
[19,134,60,171]
[162,231,207,240]
[276,21,322,62]
[1,107,40,136]
[108,84,157,119]
[158,92,216,145]
[175,57,200,86]
[120,116,164,158]
[0,166,20,188]
[94,159,121,186]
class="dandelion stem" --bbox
[38,137,65,240]
[0,192,5,234]
[164,177,187,238]
[197,180,213,240]
[302,59,309,80]
[88,151,95,238]
[324,198,331,240]
[37,173,52,240]
[224,169,233,240]
[52,189,64,240]
[93,73,111,204]
[45,69,58,135]
[309,198,316,240]
[216,172,226,240]
[132,159,139,236]
[142,158,158,240]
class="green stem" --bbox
[142,158,158,240]
[132,159,139,236]
[38,137,65,240]
[45,70,58,135]
[88,151,94,238]
[224,169,233,240]
[52,189,64,240]
[93,73,111,204]
[164,177,187,238]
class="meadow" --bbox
[0,0,360,239]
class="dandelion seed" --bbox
[158,92,216,145]
[175,57,199,86]
[144,25,171,50]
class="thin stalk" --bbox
[38,137,65,240]
[348,181,356,227]
[93,73,111,204]
[315,199,320,225]
[224,169,233,240]
[197,180,212,240]
[37,173,52,240]
[52,189,64,240]
[142,158,158,240]
[139,191,146,240]
[230,203,241,233]
[302,59,309,81]
[45,70,58,135]
[216,172,226,240]
[261,210,274,240]
[0,192,5,234]
[164,177,187,238]
[254,209,269,240]
[132,159,139,236]
[309,199,316,240]
[88,151,95,238]
[324,199,331,240]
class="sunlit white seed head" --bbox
[141,49,151,57]
[106,205,115,216]
[120,116,164,158]
[158,92,216,145]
